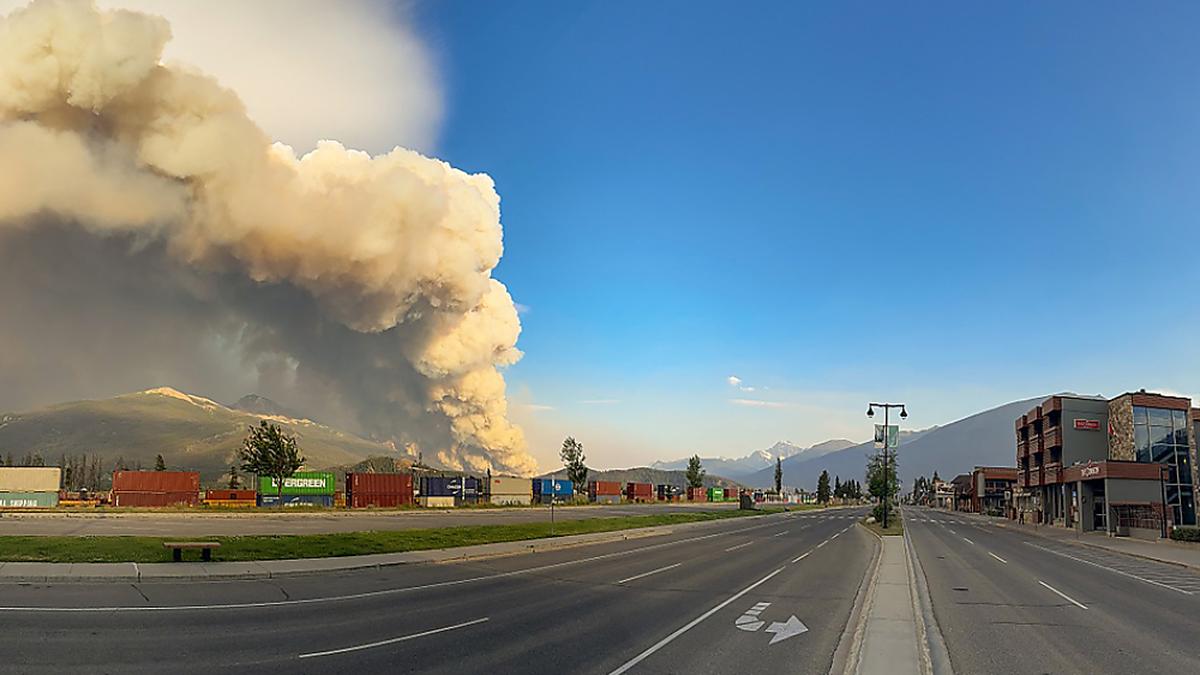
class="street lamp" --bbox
[867,402,908,529]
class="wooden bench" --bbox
[163,541,221,562]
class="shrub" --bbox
[1170,526,1200,542]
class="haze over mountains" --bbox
[0,388,394,483]
[650,439,856,481]
[743,396,1049,490]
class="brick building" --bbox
[1015,391,1198,536]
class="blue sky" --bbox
[412,1,1200,469]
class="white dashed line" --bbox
[1038,580,1088,609]
[724,541,754,552]
[988,552,1008,564]
[791,552,811,564]
[617,563,682,585]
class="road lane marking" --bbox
[948,529,956,535]
[0,518,792,613]
[608,567,785,675]
[298,617,489,659]
[772,530,789,537]
[816,539,829,549]
[791,552,811,563]
[725,541,754,552]
[1037,580,1088,609]
[988,552,1008,564]
[617,563,682,585]
[1025,542,1194,595]
[962,537,974,545]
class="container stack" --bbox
[257,471,335,507]
[347,473,413,508]
[533,478,574,504]
[0,467,61,508]
[723,487,737,501]
[626,482,654,503]
[656,484,683,502]
[688,486,709,502]
[487,476,533,505]
[588,480,621,504]
[203,489,257,507]
[707,486,725,503]
[418,475,481,507]
[112,471,200,507]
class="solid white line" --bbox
[962,537,974,545]
[988,552,1008,564]
[0,518,791,613]
[791,552,811,563]
[298,617,489,658]
[831,532,841,540]
[1025,542,1194,596]
[772,530,789,537]
[617,563,681,585]
[725,541,754,552]
[1038,580,1088,609]
[608,568,784,675]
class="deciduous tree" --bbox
[238,421,304,506]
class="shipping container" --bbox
[593,494,620,504]
[204,489,257,501]
[626,482,654,503]
[0,467,61,492]
[588,480,622,497]
[348,472,413,496]
[657,484,683,501]
[257,493,333,507]
[707,487,724,502]
[532,478,574,497]
[258,471,335,496]
[688,487,709,502]
[488,476,532,506]
[724,488,736,500]
[112,491,199,507]
[0,491,59,508]
[420,495,456,508]
[418,475,482,499]
[113,471,199,493]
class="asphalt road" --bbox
[0,502,738,536]
[0,507,873,673]
[906,505,1200,675]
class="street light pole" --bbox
[867,402,908,529]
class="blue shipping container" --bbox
[258,494,333,507]
[532,479,574,497]
[420,476,483,497]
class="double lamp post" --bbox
[867,402,907,529]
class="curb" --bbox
[903,518,953,675]
[830,522,883,675]
[0,510,789,583]
[988,519,1200,573]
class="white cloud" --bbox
[580,399,620,405]
[727,375,756,392]
[3,0,445,155]
[729,398,790,409]
[514,303,531,315]
[521,403,555,412]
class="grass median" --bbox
[0,506,804,563]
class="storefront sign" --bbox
[1073,418,1100,431]
[1080,465,1101,478]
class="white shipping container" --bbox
[0,467,61,492]
[420,496,456,508]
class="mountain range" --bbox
[0,388,396,484]
[649,439,856,481]
[742,395,1048,490]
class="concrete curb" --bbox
[829,522,883,675]
[0,510,790,583]
[988,519,1200,573]
[903,521,953,675]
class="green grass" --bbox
[0,507,789,563]
[861,516,904,536]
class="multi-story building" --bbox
[1014,391,1198,536]
[966,466,1017,516]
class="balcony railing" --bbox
[1044,427,1061,448]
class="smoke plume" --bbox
[0,0,537,474]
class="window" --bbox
[1132,405,1195,526]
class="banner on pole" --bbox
[874,424,899,449]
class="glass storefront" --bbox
[1133,406,1196,526]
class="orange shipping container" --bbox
[112,471,199,493]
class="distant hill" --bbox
[540,467,742,489]
[743,396,1048,490]
[0,388,401,485]
[650,439,856,481]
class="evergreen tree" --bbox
[685,455,706,489]
[816,470,831,504]
[774,457,782,494]
[154,454,166,471]
[834,475,842,499]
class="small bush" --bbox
[1170,526,1200,542]
[871,503,897,524]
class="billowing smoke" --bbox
[0,0,537,474]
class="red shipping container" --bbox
[626,482,654,502]
[350,492,413,508]
[347,473,413,495]
[688,487,709,502]
[723,488,736,500]
[588,480,622,496]
[112,491,199,507]
[112,471,199,493]
[204,489,256,501]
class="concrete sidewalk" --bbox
[956,511,1200,572]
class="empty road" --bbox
[0,508,873,673]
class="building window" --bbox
[1132,406,1195,526]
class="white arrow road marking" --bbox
[735,602,771,632]
[764,615,809,645]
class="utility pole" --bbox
[867,402,908,529]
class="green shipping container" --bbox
[0,491,59,508]
[708,488,722,502]
[259,472,336,495]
